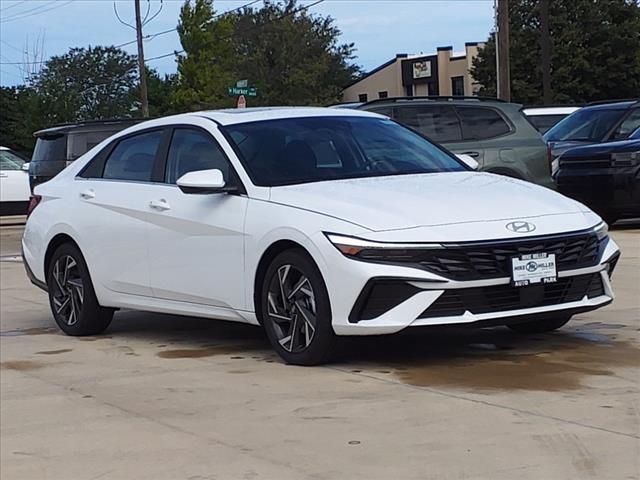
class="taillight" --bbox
[27,195,42,218]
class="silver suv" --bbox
[358,96,553,188]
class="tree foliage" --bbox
[173,0,360,109]
[31,46,139,124]
[471,0,640,104]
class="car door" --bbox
[0,149,30,212]
[145,125,249,311]
[73,128,168,296]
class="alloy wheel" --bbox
[51,255,84,326]
[266,264,317,353]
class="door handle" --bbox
[461,151,480,158]
[80,189,95,199]
[149,199,171,211]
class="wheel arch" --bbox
[253,239,315,325]
[44,233,81,278]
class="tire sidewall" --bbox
[260,249,335,365]
[46,243,109,336]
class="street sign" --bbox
[237,95,246,109]
[228,86,257,96]
[236,79,248,88]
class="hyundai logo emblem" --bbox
[506,221,536,233]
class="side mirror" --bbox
[456,154,479,170]
[22,162,30,172]
[176,169,228,194]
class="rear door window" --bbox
[102,130,163,182]
[394,105,462,142]
[457,107,511,140]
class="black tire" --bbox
[46,243,114,336]
[260,249,336,365]
[507,315,571,334]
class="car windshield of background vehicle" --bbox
[544,109,624,142]
[223,116,466,186]
[0,150,26,170]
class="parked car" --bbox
[554,132,640,225]
[23,108,619,365]
[544,99,640,159]
[0,146,30,216]
[30,118,146,192]
[358,96,553,188]
[522,106,580,134]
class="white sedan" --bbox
[0,146,31,216]
[22,108,620,365]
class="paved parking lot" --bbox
[1,224,639,480]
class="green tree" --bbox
[146,69,181,117]
[173,0,236,110]
[471,0,640,104]
[174,0,360,109]
[32,45,139,124]
[0,86,47,155]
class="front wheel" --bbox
[46,243,114,336]
[507,315,571,334]
[260,249,336,365]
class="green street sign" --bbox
[228,86,257,97]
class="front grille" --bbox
[419,273,605,319]
[391,234,602,281]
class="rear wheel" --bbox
[507,315,571,334]
[46,243,114,336]
[260,249,336,365]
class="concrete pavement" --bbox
[1,225,638,479]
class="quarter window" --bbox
[165,129,230,184]
[102,130,163,182]
[394,105,462,142]
[457,107,511,140]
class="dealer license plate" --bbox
[511,253,557,287]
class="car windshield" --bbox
[222,116,466,186]
[0,149,26,170]
[544,108,625,142]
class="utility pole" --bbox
[496,0,511,101]
[539,0,552,104]
[134,0,149,117]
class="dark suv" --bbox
[30,118,145,191]
[544,99,640,159]
[358,96,553,188]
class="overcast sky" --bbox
[0,0,494,87]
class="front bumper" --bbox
[322,234,620,336]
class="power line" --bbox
[1,0,74,24]
[113,0,261,49]
[0,1,28,13]
[0,0,323,66]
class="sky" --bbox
[0,0,495,87]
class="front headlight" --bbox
[594,222,608,240]
[324,233,442,260]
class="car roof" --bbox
[34,118,147,137]
[522,106,580,116]
[189,107,382,125]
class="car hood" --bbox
[269,172,594,236]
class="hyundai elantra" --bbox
[22,108,620,365]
